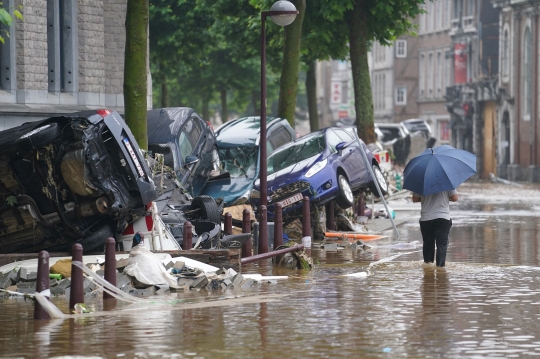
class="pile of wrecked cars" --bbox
[0,105,391,258]
[0,108,248,255]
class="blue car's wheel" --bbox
[369,165,388,198]
[336,174,354,209]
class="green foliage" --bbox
[5,195,16,206]
[0,2,22,44]
[150,0,291,118]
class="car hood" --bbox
[202,176,255,205]
[255,155,319,189]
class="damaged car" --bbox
[251,127,388,224]
[0,109,156,253]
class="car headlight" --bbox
[305,158,328,178]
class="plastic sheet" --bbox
[123,245,180,289]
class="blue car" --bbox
[201,116,296,206]
[250,127,388,223]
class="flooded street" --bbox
[1,182,540,358]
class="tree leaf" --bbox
[6,196,17,206]
[0,8,12,26]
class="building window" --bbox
[427,1,433,31]
[395,40,407,58]
[436,51,442,97]
[395,86,407,105]
[419,53,425,98]
[522,26,532,120]
[445,53,452,94]
[453,0,461,20]
[465,0,474,17]
[47,0,76,94]
[445,0,451,28]
[502,28,509,81]
[427,53,434,98]
[0,0,15,92]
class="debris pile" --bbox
[0,247,277,299]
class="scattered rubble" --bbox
[0,249,287,299]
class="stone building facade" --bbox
[492,0,540,182]
[0,0,151,130]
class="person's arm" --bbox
[449,193,458,202]
[412,194,421,203]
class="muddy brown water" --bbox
[1,183,540,358]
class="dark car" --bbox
[147,108,221,197]
[251,127,388,223]
[201,116,296,206]
[0,109,156,253]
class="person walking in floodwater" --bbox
[412,190,458,267]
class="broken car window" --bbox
[218,146,258,179]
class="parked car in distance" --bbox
[201,116,296,206]
[401,118,432,139]
[0,109,156,253]
[375,122,411,165]
[250,127,388,224]
[147,108,222,197]
[374,122,410,143]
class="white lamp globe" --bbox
[269,1,298,26]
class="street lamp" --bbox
[260,1,298,209]
[257,1,298,254]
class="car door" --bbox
[325,129,349,176]
[188,115,214,196]
[329,129,358,185]
[176,117,206,195]
[334,129,367,186]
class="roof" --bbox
[215,116,283,146]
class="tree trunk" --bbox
[306,60,319,131]
[348,0,375,144]
[124,0,149,150]
[161,72,169,108]
[277,0,306,127]
[220,89,228,122]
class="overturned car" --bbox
[0,110,156,253]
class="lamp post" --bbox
[260,1,298,209]
[259,1,298,254]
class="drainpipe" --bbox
[515,11,521,163]
[534,9,539,166]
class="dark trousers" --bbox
[419,218,452,267]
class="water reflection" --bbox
[3,194,540,358]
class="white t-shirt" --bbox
[412,190,457,221]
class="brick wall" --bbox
[104,0,126,95]
[15,0,48,91]
[78,0,105,94]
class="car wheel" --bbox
[15,123,62,151]
[190,195,221,224]
[336,174,354,209]
[368,165,389,198]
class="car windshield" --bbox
[219,146,258,178]
[267,133,325,175]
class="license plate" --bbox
[278,193,303,208]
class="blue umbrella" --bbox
[403,145,476,196]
